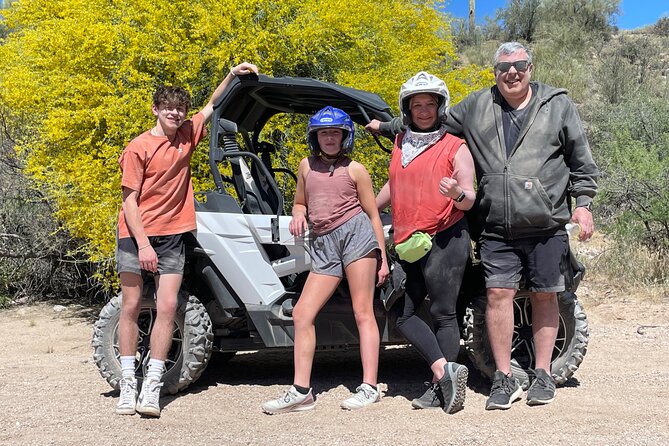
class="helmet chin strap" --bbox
[319,150,341,160]
[319,150,343,176]
[410,122,441,133]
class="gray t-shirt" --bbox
[501,84,537,158]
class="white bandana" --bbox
[401,126,447,167]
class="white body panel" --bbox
[195,211,312,307]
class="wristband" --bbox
[576,202,593,212]
[229,68,236,77]
[454,190,466,203]
[138,244,150,251]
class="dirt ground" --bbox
[1,279,668,446]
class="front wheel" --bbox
[91,291,214,395]
[462,291,589,389]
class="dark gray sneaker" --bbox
[526,368,556,406]
[437,362,468,414]
[485,370,522,410]
[411,382,441,409]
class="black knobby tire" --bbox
[462,291,589,388]
[91,292,214,395]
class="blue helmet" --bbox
[307,106,355,156]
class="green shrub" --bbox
[654,17,669,37]
[589,89,669,273]
[588,233,669,288]
[531,41,592,103]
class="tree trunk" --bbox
[469,0,475,38]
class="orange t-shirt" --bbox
[389,132,465,244]
[117,112,206,238]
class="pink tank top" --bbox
[305,156,362,235]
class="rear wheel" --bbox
[463,291,589,389]
[92,292,213,395]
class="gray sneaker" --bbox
[527,368,556,406]
[136,378,163,417]
[411,382,441,409]
[485,370,522,410]
[341,383,380,410]
[115,377,138,415]
[437,362,468,414]
[262,386,315,414]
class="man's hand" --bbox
[571,206,594,241]
[365,119,382,135]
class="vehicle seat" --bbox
[229,156,283,216]
[228,156,290,262]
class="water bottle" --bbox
[565,223,581,239]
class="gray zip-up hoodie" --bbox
[379,82,599,240]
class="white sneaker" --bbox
[341,383,380,410]
[261,386,315,414]
[115,377,138,415]
[135,378,163,417]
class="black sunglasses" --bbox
[495,60,531,73]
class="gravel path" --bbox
[0,292,667,446]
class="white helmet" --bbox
[398,71,450,126]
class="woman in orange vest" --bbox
[376,72,476,414]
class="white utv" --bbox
[92,73,589,394]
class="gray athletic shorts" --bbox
[116,233,186,276]
[479,234,568,292]
[308,211,380,278]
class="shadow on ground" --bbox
[186,346,492,402]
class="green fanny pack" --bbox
[395,231,432,263]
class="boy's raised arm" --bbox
[200,62,259,123]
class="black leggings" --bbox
[396,218,470,366]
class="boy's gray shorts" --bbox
[116,233,186,276]
[308,211,380,278]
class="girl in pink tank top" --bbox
[261,106,389,414]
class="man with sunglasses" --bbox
[367,41,598,411]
